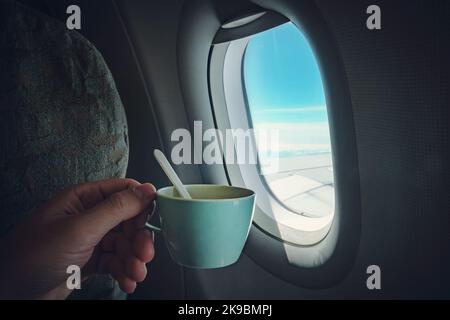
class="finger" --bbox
[38,179,141,217]
[125,256,148,282]
[133,229,155,263]
[117,230,153,282]
[135,210,150,228]
[73,178,141,210]
[117,276,137,294]
[123,222,137,240]
[123,211,149,239]
[106,256,137,294]
[115,233,132,260]
[115,233,149,282]
[76,183,156,239]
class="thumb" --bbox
[76,183,156,237]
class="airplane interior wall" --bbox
[182,0,450,299]
[10,0,450,299]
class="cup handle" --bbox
[145,222,161,232]
[144,201,161,232]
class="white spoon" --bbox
[153,149,192,199]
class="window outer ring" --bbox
[208,7,361,288]
[177,0,361,288]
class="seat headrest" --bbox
[0,0,129,236]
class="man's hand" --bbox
[0,178,156,299]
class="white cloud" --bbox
[256,142,331,153]
[253,121,332,154]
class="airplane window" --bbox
[243,22,334,218]
[210,19,335,246]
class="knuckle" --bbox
[108,192,126,211]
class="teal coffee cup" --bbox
[145,184,256,269]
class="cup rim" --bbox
[156,184,255,202]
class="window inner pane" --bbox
[243,22,334,217]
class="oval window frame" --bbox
[210,35,335,248]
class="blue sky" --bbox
[243,22,331,155]
[244,22,328,125]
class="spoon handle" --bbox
[154,149,192,199]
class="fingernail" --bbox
[132,183,155,201]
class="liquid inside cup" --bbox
[158,185,254,201]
